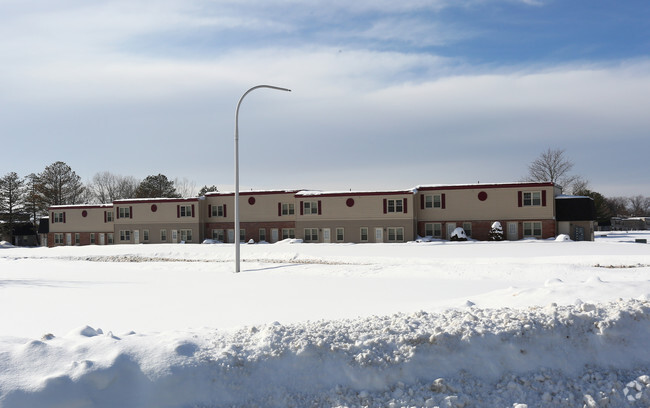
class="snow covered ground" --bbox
[1,231,649,407]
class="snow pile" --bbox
[555,234,572,241]
[0,240,14,248]
[1,300,650,407]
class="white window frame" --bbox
[90,233,95,244]
[336,227,344,242]
[387,199,404,213]
[304,228,318,242]
[387,227,404,242]
[282,203,295,215]
[160,229,167,242]
[120,230,131,241]
[282,228,295,239]
[212,229,224,241]
[106,211,113,222]
[523,191,542,207]
[360,227,369,242]
[303,201,318,215]
[74,233,80,245]
[211,205,224,217]
[119,207,130,219]
[107,233,114,244]
[180,229,193,242]
[425,223,442,238]
[523,221,542,237]
[54,233,63,245]
[143,229,149,241]
[180,205,192,217]
[53,212,64,223]
[259,228,266,242]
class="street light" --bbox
[234,85,291,273]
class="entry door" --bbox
[507,222,518,241]
[227,229,235,243]
[375,227,383,243]
[172,230,178,243]
[99,234,105,245]
[271,229,279,243]
[322,228,331,243]
[66,233,72,246]
[133,230,140,244]
[446,223,457,240]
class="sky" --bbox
[1,0,649,197]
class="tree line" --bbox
[0,161,218,242]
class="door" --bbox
[99,233,105,245]
[507,222,518,241]
[66,233,72,246]
[227,229,235,243]
[375,227,383,243]
[271,229,279,243]
[322,228,331,243]
[446,223,457,240]
[172,230,178,243]
[133,230,140,244]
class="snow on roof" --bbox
[555,194,593,200]
[49,203,113,209]
[414,181,555,191]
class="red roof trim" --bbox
[114,198,200,204]
[417,182,554,192]
[205,190,302,197]
[48,205,112,210]
[296,191,415,198]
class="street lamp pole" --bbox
[234,85,291,273]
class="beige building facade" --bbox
[47,181,594,247]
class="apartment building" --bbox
[47,181,595,246]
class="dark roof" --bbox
[12,222,36,236]
[556,197,596,221]
[38,218,49,234]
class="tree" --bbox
[197,185,219,196]
[525,148,578,192]
[628,195,649,216]
[0,172,25,243]
[23,173,45,223]
[88,171,139,203]
[135,174,180,198]
[174,177,196,198]
[488,221,504,241]
[573,188,611,225]
[605,196,630,217]
[38,161,86,206]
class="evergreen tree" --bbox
[38,161,86,206]
[135,174,180,198]
[23,173,45,223]
[197,185,219,196]
[0,172,25,243]
[488,221,504,241]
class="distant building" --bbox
[47,181,597,246]
[611,216,649,231]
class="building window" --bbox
[212,229,224,241]
[106,211,113,222]
[282,229,295,239]
[119,207,130,219]
[336,228,344,242]
[388,227,404,242]
[90,233,95,244]
[523,222,542,237]
[304,228,318,242]
[387,199,403,213]
[53,212,64,223]
[424,195,442,209]
[74,233,80,245]
[54,233,63,245]
[160,229,167,242]
[179,205,192,217]
[259,228,266,242]
[523,191,542,207]
[211,205,224,217]
[180,229,193,242]
[107,233,114,244]
[143,230,149,241]
[463,222,472,237]
[239,229,245,241]
[120,230,131,241]
[360,227,369,242]
[425,223,442,238]
[303,201,318,215]
[282,203,294,215]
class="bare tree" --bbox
[174,177,196,198]
[605,196,630,217]
[525,148,578,192]
[88,171,139,203]
[628,195,649,216]
[23,173,45,223]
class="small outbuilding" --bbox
[555,196,596,241]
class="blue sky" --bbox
[2,0,649,197]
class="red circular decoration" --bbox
[248,197,256,205]
[81,210,88,217]
[478,191,488,201]
[151,204,158,212]
[346,198,355,207]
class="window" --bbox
[90,233,95,244]
[523,191,542,207]
[107,233,114,244]
[433,195,442,208]
[336,228,344,242]
[304,228,318,242]
[106,211,113,222]
[523,222,542,237]
[180,229,193,242]
[212,229,224,241]
[119,207,130,219]
[54,233,63,245]
[388,227,404,242]
[120,230,131,241]
[360,227,369,242]
[211,205,224,217]
[259,228,266,242]
[303,201,318,215]
[143,230,149,241]
[239,229,245,241]
[463,222,472,237]
[179,205,192,217]
[425,223,442,238]
[282,203,294,215]
[53,212,64,223]
[75,233,80,245]
[160,229,167,242]
[387,199,403,213]
[282,229,295,239]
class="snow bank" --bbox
[0,241,14,248]
[1,300,650,408]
